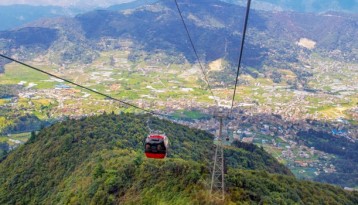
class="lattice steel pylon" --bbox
[210,115,225,200]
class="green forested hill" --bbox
[0,113,357,204]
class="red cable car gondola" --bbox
[144,133,168,159]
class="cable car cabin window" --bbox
[145,141,166,153]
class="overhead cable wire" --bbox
[0,54,167,117]
[174,0,219,107]
[230,0,251,113]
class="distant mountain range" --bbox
[223,0,358,13]
[0,0,157,31]
[0,5,85,31]
[0,0,357,75]
[2,0,357,31]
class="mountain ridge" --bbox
[0,113,357,204]
[1,0,357,70]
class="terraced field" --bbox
[1,51,357,132]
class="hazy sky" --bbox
[0,0,135,7]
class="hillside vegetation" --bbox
[0,113,357,204]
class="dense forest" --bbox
[0,113,357,204]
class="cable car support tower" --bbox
[209,0,251,201]
[210,113,225,200]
